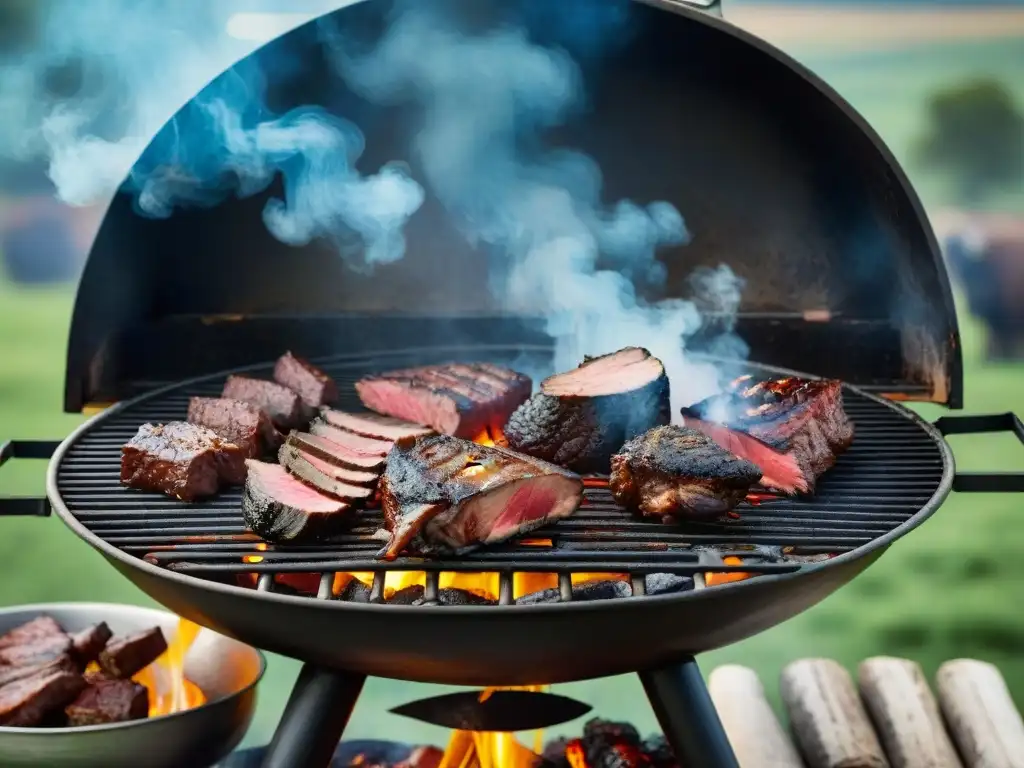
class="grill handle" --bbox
[934,412,1024,493]
[0,440,59,516]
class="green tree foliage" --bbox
[914,78,1024,206]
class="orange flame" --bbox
[132,618,207,716]
[705,556,752,587]
[434,686,548,768]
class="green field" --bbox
[1,35,1022,749]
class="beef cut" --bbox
[222,375,311,430]
[65,679,149,726]
[0,632,71,667]
[610,426,762,520]
[0,655,78,688]
[273,351,338,408]
[308,418,393,456]
[378,434,584,559]
[187,396,281,458]
[120,422,246,501]
[0,669,86,726]
[284,431,387,472]
[680,376,854,494]
[278,443,376,503]
[69,623,113,666]
[320,408,434,442]
[503,347,671,474]
[0,616,64,650]
[98,627,168,680]
[242,460,353,543]
[355,362,531,438]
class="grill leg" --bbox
[260,664,367,768]
[639,656,739,768]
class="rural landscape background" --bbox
[1,0,1022,750]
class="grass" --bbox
[1,34,1023,749]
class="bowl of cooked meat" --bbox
[0,602,264,768]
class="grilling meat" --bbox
[0,655,78,688]
[503,347,671,474]
[278,443,377,503]
[120,422,246,501]
[284,431,387,472]
[187,396,281,458]
[355,362,532,438]
[308,418,393,456]
[378,434,584,558]
[97,628,168,680]
[273,351,338,408]
[680,376,854,494]
[242,460,353,542]
[69,623,113,666]
[610,426,762,520]
[222,374,311,430]
[0,616,64,650]
[0,669,86,727]
[65,679,149,726]
[320,408,434,442]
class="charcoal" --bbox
[69,622,113,665]
[335,579,371,603]
[98,627,167,679]
[387,585,425,605]
[65,679,149,726]
[639,735,676,768]
[0,633,72,667]
[411,588,497,606]
[643,573,694,596]
[584,719,642,748]
[542,737,574,768]
[0,616,65,649]
[583,719,647,768]
[395,745,445,768]
[515,580,632,605]
[0,654,78,687]
[0,669,87,727]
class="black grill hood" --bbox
[63,0,962,412]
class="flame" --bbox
[128,618,206,716]
[565,740,588,768]
[433,686,548,768]
[705,556,752,587]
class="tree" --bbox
[913,78,1024,206]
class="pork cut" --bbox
[120,422,246,501]
[242,460,353,543]
[680,376,854,494]
[378,434,584,559]
[273,351,338,408]
[222,375,311,430]
[284,431,387,472]
[503,347,671,474]
[355,362,532,438]
[320,408,434,442]
[308,418,393,456]
[610,426,762,520]
[278,443,377,503]
[187,396,281,458]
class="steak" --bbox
[320,408,434,442]
[0,669,86,727]
[222,375,311,430]
[680,376,854,494]
[308,418,393,456]
[610,426,762,521]
[242,460,353,543]
[65,679,149,726]
[0,632,71,668]
[120,422,246,501]
[0,617,64,650]
[98,628,168,679]
[69,623,113,666]
[273,351,338,408]
[187,396,281,458]
[278,443,377,503]
[503,347,671,474]
[355,362,532,438]
[0,655,78,688]
[378,434,584,559]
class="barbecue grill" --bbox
[3,1,1023,767]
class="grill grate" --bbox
[52,347,947,605]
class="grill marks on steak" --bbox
[120,422,246,501]
[242,460,353,542]
[273,351,338,408]
[320,408,434,442]
[355,363,531,438]
[503,347,671,473]
[222,375,310,431]
[680,376,854,494]
[187,396,281,459]
[610,426,762,520]
[378,434,583,559]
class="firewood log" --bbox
[857,656,961,768]
[780,658,888,768]
[708,664,804,768]
[935,659,1024,768]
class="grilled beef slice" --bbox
[273,351,338,408]
[120,422,246,501]
[320,408,434,442]
[503,347,671,474]
[69,623,113,666]
[65,679,149,726]
[284,431,387,472]
[308,418,393,456]
[278,443,377,503]
[610,426,762,520]
[0,616,65,650]
[98,627,168,679]
[0,669,86,726]
[355,362,532,438]
[0,655,78,688]
[243,460,352,543]
[187,396,281,458]
[222,375,311,430]
[680,376,854,494]
[378,434,583,559]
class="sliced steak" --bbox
[278,443,376,503]
[284,431,387,472]
[243,460,353,543]
[222,375,310,430]
[355,362,531,438]
[187,396,281,458]
[308,419,393,456]
[120,422,246,501]
[69,623,113,666]
[0,655,78,688]
[378,434,583,558]
[320,409,434,442]
[680,376,854,494]
[65,679,149,726]
[98,628,168,679]
[503,347,671,474]
[0,669,87,726]
[610,426,762,520]
[273,351,338,408]
[0,633,72,668]
[0,616,65,650]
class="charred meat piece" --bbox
[284,431,387,472]
[243,460,353,543]
[503,347,670,474]
[0,616,65,650]
[187,396,281,458]
[0,669,87,727]
[680,376,854,494]
[278,443,376,503]
[308,418,393,456]
[273,351,338,408]
[320,408,434,442]
[378,434,583,558]
[97,628,168,680]
[0,655,78,688]
[65,679,149,726]
[222,375,310,430]
[0,633,72,668]
[610,426,761,520]
[355,362,531,438]
[69,623,113,666]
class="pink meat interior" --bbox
[683,417,808,494]
[356,379,460,434]
[246,461,343,513]
[542,348,662,397]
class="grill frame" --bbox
[45,348,955,684]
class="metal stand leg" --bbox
[260,664,367,768]
[639,656,739,768]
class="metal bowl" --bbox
[0,602,265,768]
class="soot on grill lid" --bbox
[63,0,960,412]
